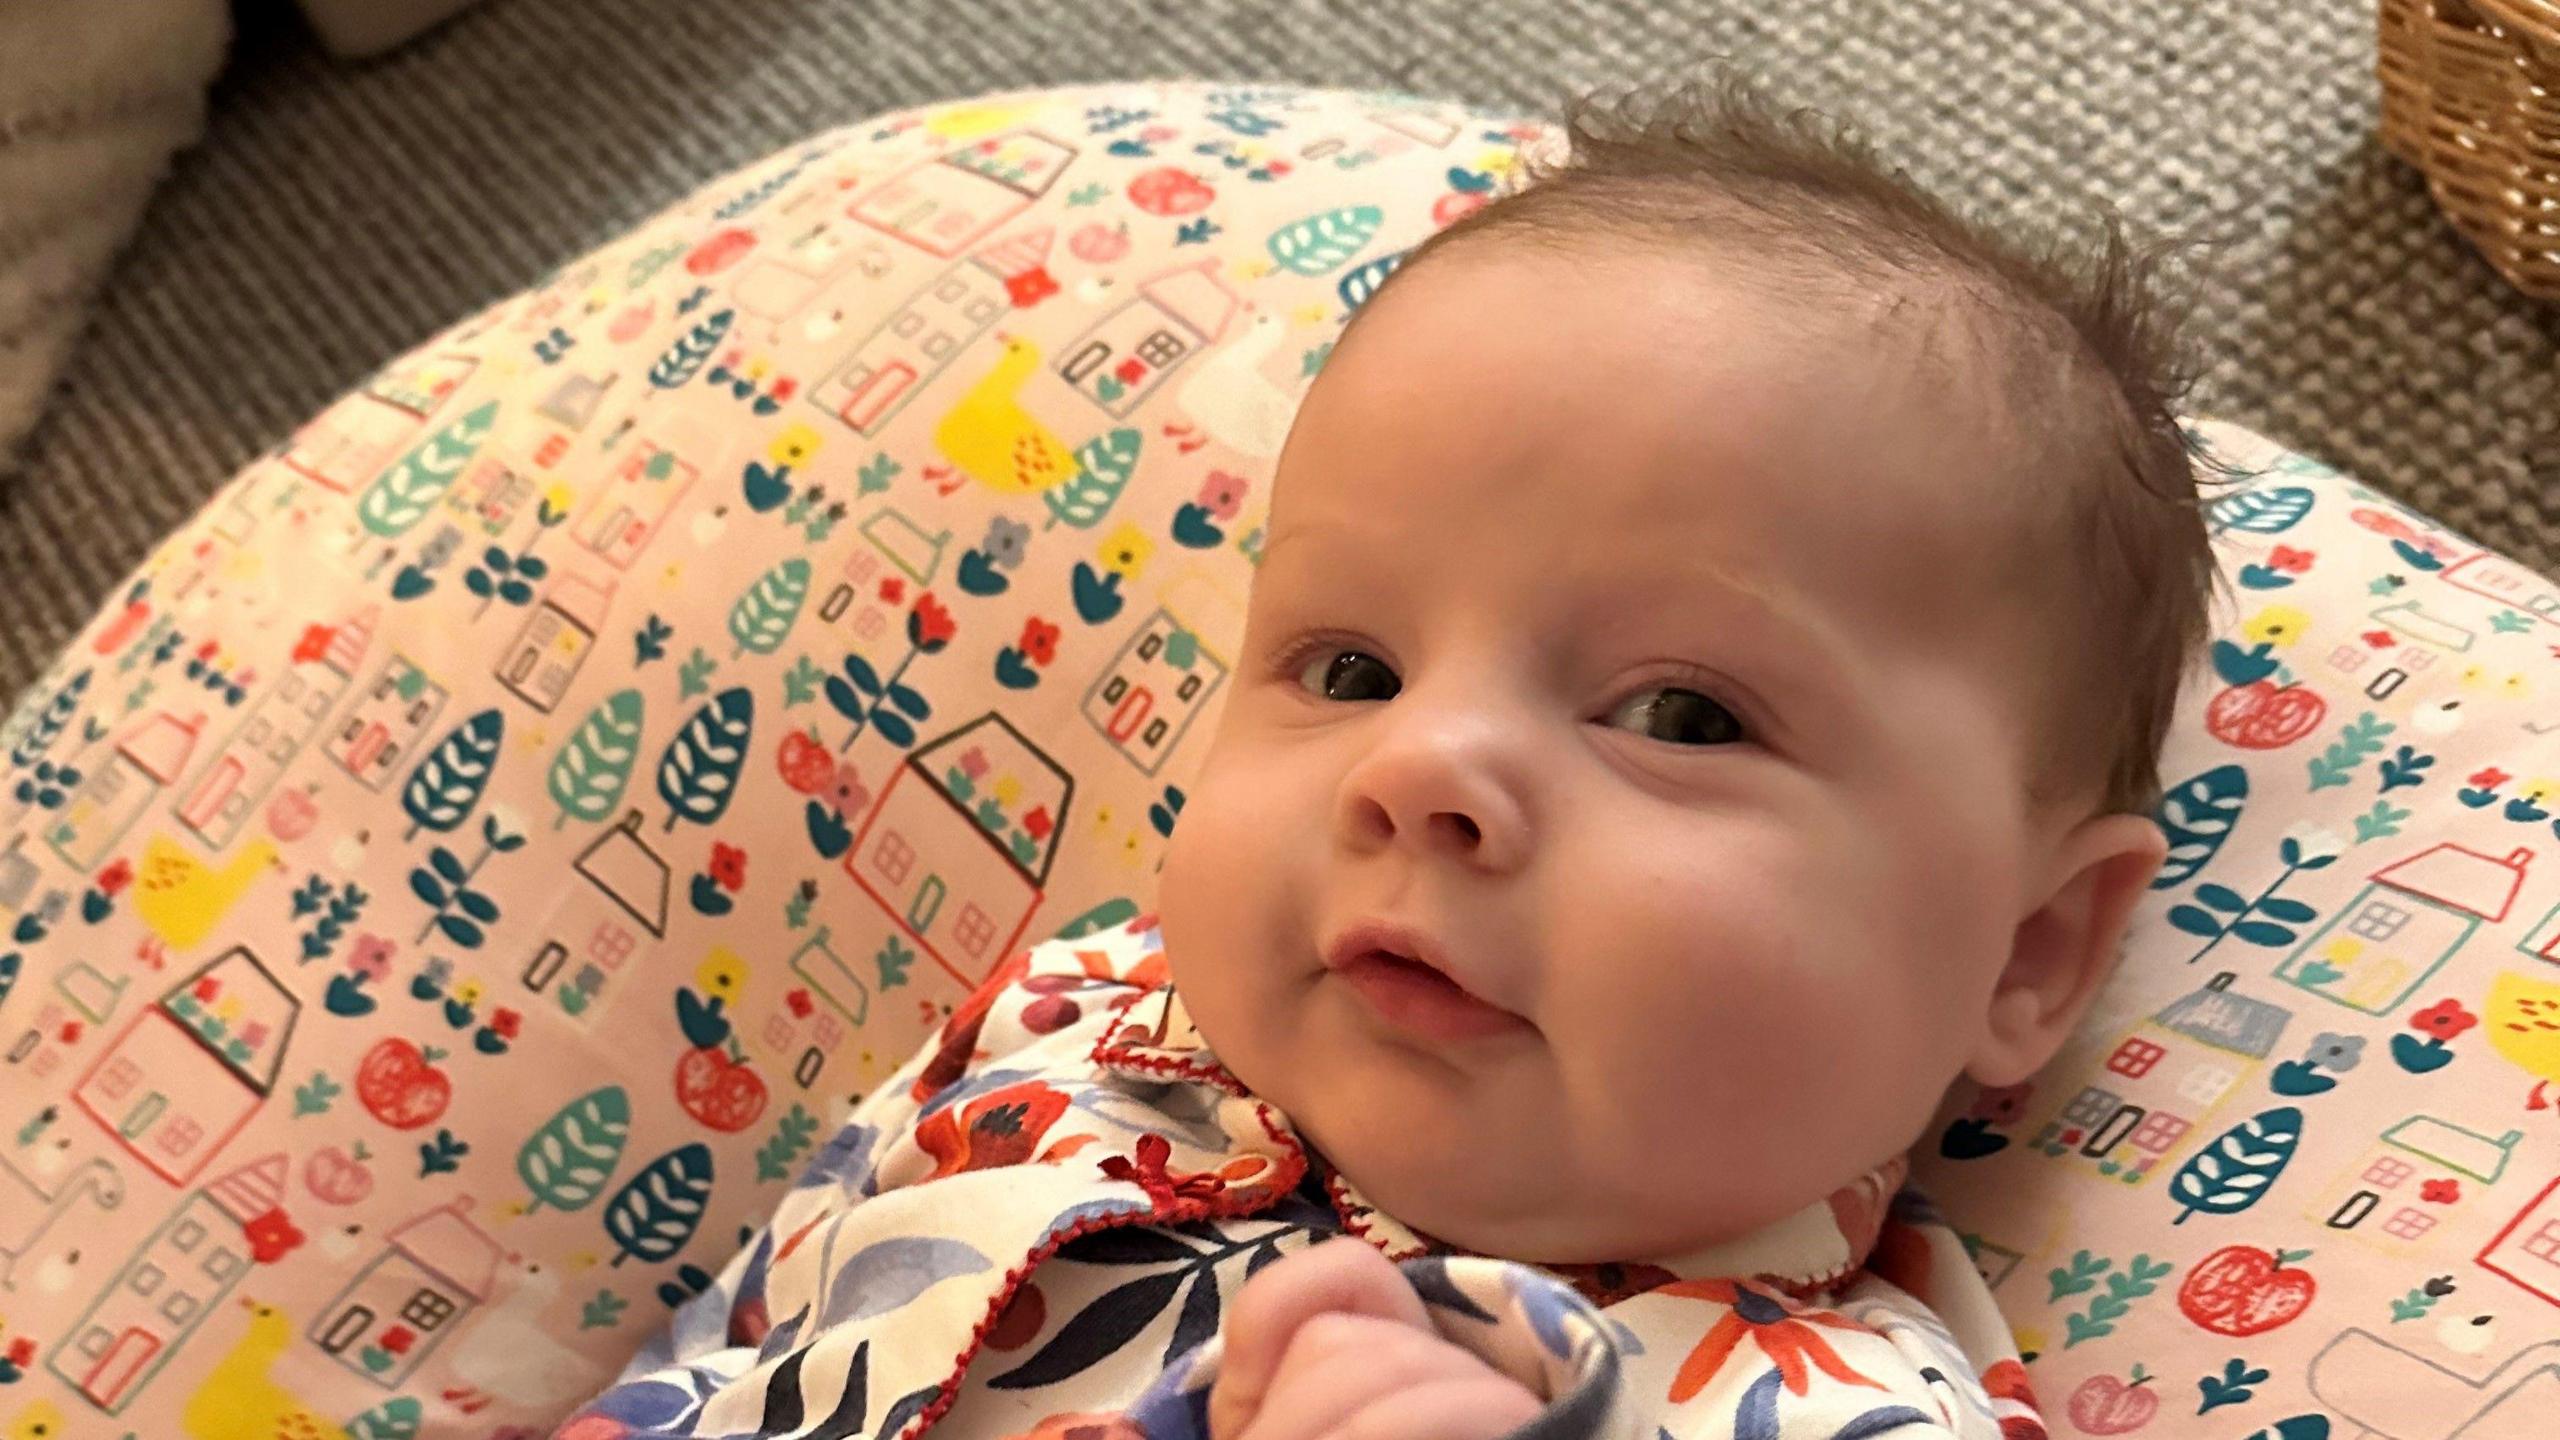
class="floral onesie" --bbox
[552,914,2048,1440]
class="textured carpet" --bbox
[4,0,2556,704]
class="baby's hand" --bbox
[1207,1236,1543,1440]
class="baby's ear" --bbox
[1966,812,2167,1089]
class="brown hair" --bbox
[1345,70,2222,817]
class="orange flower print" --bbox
[914,1079,1073,1178]
[1663,1278,1885,1400]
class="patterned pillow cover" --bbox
[0,80,2550,1440]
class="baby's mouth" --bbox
[1322,922,1532,1043]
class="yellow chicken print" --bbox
[136,835,281,953]
[182,1300,348,1440]
[932,334,1080,495]
[2486,970,2560,1110]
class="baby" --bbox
[555,74,2214,1440]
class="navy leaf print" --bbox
[987,1268,1185,1391]
[1169,1268,1223,1365]
[1060,1225,1205,1265]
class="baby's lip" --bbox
[1322,919,1511,1009]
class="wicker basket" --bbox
[2378,0,2560,299]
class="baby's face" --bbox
[1160,241,2058,1264]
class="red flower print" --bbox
[910,592,957,650]
[380,1323,416,1355]
[709,842,748,894]
[2421,1177,2461,1204]
[291,624,337,664]
[2266,545,2314,574]
[2468,767,2511,790]
[96,858,133,895]
[2410,998,2478,1041]
[1023,805,1053,842]
[1018,617,1060,667]
[490,1007,523,1040]
[2363,629,2397,649]
[1663,1278,1886,1400]
[1115,356,1149,385]
[1004,266,1060,307]
[770,377,798,402]
[348,933,395,983]
[878,576,905,605]
[960,746,991,780]
[241,1207,305,1264]
[915,1080,1074,1179]
[57,1020,81,1044]
[193,977,221,1003]
[786,988,814,1020]
[4,1335,33,1368]
[828,764,872,818]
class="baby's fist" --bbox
[1207,1236,1543,1440]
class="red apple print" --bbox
[675,1046,769,1132]
[685,227,757,276]
[304,1145,375,1206]
[2177,1245,2316,1337]
[2204,680,2328,750]
[777,730,836,794]
[1127,167,1215,216]
[355,1038,452,1130]
[2066,1372,2157,1434]
[1068,222,1131,264]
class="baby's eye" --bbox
[1604,686,1745,746]
[1294,647,1401,702]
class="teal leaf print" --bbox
[1265,204,1384,275]
[358,400,498,537]
[604,1142,715,1266]
[2197,1357,2269,1413]
[2152,764,2248,889]
[1040,429,1142,531]
[345,1397,424,1440]
[2239,1419,2331,1440]
[579,1289,628,1330]
[657,687,754,831]
[2062,1253,2172,1347]
[2206,485,2315,536]
[754,1102,821,1183]
[2307,711,2394,791]
[546,689,646,829]
[5,667,87,768]
[650,309,733,388]
[727,558,812,658]
[2170,1107,2302,1224]
[401,708,505,839]
[519,1085,634,1213]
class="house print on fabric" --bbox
[280,353,478,495]
[309,1199,503,1386]
[325,655,450,791]
[760,926,867,1090]
[173,608,376,851]
[518,810,672,1025]
[2311,1114,2524,1252]
[2478,1172,2560,1309]
[1054,261,1242,417]
[2277,843,2536,1014]
[844,713,1069,992]
[71,947,298,1185]
[444,455,539,538]
[851,129,1075,258]
[568,416,706,570]
[2519,896,2560,964]
[46,1153,280,1413]
[2033,971,2293,1185]
[3,962,127,1083]
[1084,586,1237,777]
[494,571,616,715]
[44,710,203,872]
[809,233,1055,437]
[2437,552,2560,631]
